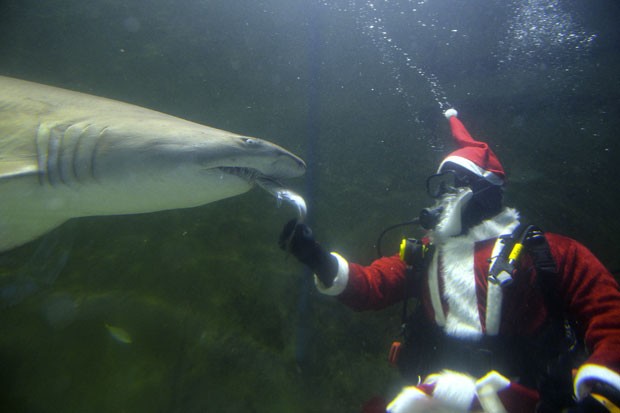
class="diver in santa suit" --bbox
[280,109,620,412]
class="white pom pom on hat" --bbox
[438,108,505,185]
[444,108,458,119]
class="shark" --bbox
[0,76,306,252]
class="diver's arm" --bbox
[279,219,338,287]
[548,233,620,406]
[279,219,409,311]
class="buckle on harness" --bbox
[488,224,539,287]
[488,237,520,287]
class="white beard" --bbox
[433,187,473,242]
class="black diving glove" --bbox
[565,381,620,413]
[565,394,611,413]
[279,219,338,287]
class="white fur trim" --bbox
[483,213,520,335]
[427,206,519,245]
[386,387,432,413]
[574,364,620,400]
[444,108,458,119]
[430,208,520,339]
[466,208,520,243]
[438,155,504,186]
[427,250,446,326]
[485,282,503,336]
[476,371,510,413]
[476,370,511,392]
[425,370,477,411]
[441,234,482,339]
[484,233,511,336]
[315,252,349,296]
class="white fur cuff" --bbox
[476,371,511,413]
[574,364,620,400]
[315,252,349,296]
[425,370,477,410]
[386,387,430,413]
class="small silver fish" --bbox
[256,177,307,223]
[105,323,133,344]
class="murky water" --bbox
[1,0,619,411]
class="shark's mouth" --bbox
[218,167,306,222]
[218,166,262,182]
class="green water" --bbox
[1,0,619,412]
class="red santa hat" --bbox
[438,109,505,186]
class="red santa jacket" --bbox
[317,208,620,400]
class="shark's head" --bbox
[41,114,306,215]
[0,75,307,251]
[83,116,306,214]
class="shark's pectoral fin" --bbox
[0,175,69,252]
[0,213,68,253]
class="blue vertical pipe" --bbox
[295,1,322,370]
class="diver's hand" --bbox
[279,219,338,287]
[279,219,315,259]
[565,395,610,412]
[566,381,620,413]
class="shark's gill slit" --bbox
[47,126,61,186]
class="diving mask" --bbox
[426,170,474,198]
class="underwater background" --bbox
[0,0,619,412]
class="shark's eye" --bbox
[241,137,259,146]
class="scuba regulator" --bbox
[419,205,443,230]
[375,201,443,258]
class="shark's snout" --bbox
[210,135,306,180]
[273,151,306,178]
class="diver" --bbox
[279,109,620,413]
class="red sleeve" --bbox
[548,233,620,373]
[336,254,409,311]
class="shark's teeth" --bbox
[218,166,260,181]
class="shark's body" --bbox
[0,76,305,252]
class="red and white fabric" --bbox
[315,208,620,411]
